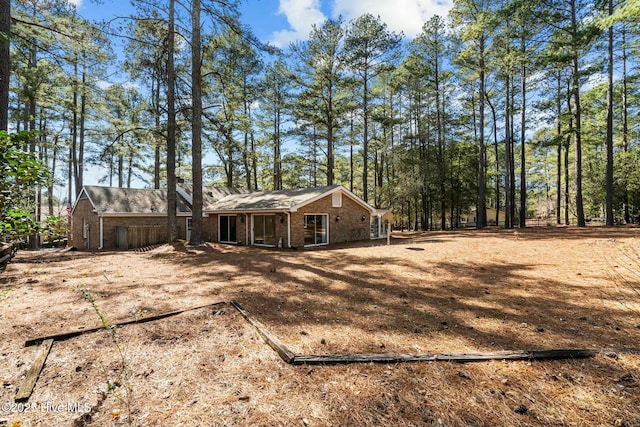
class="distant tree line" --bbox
[1,0,639,240]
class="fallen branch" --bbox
[290,349,600,365]
[15,339,53,401]
[25,301,226,347]
[231,301,636,366]
[230,301,295,363]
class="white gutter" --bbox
[245,212,250,245]
[286,211,291,248]
[98,216,104,250]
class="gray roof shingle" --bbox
[81,186,191,214]
[209,185,341,211]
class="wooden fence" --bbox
[116,225,167,250]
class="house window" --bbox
[186,218,192,241]
[332,192,342,208]
[82,218,88,239]
[253,215,276,246]
[371,215,381,238]
[304,214,328,246]
[220,215,237,243]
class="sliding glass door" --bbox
[253,215,276,246]
[304,214,328,246]
[219,215,237,243]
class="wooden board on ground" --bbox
[230,301,295,363]
[24,301,226,347]
[231,301,632,366]
[290,349,601,365]
[15,339,54,402]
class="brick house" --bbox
[72,185,390,250]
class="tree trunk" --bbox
[621,26,630,224]
[78,69,86,193]
[556,72,562,225]
[571,0,585,227]
[0,0,9,131]
[153,74,161,189]
[477,40,486,230]
[605,0,614,226]
[519,53,527,228]
[504,74,513,228]
[189,0,204,246]
[166,0,178,242]
[362,70,368,200]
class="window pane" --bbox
[220,216,229,241]
[304,215,315,246]
[254,215,276,245]
[229,216,237,241]
[316,215,327,244]
[304,214,327,246]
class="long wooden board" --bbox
[230,301,295,363]
[15,339,54,402]
[25,301,226,347]
[230,301,630,366]
[290,349,600,365]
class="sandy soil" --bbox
[0,227,639,427]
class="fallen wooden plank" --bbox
[290,349,601,365]
[230,301,631,366]
[15,339,54,402]
[230,301,295,363]
[25,301,226,347]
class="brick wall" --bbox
[290,193,370,248]
[71,198,100,250]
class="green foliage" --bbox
[0,131,50,242]
[41,215,67,245]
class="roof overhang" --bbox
[290,185,373,213]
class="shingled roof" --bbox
[77,186,191,215]
[176,185,254,210]
[208,185,372,212]
[75,184,372,215]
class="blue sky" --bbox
[63,0,453,190]
[74,0,453,48]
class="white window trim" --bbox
[303,213,329,247]
[251,214,277,247]
[218,214,238,244]
[332,191,342,208]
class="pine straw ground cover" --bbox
[0,227,639,427]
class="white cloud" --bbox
[271,0,326,47]
[67,0,83,7]
[332,0,452,38]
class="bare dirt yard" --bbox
[1,227,639,427]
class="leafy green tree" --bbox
[411,15,453,229]
[290,17,350,186]
[257,60,293,190]
[124,8,171,189]
[451,0,497,229]
[0,131,49,242]
[0,0,9,131]
[343,13,402,202]
[205,27,260,188]
[539,0,601,226]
